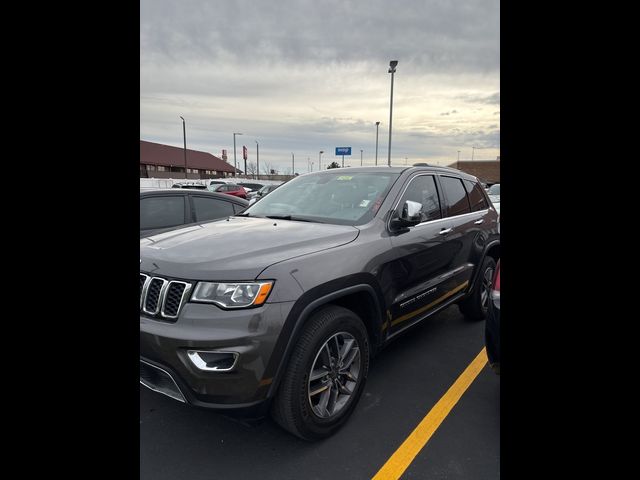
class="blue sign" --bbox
[336,147,352,156]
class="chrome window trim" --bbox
[187,350,239,372]
[142,277,169,316]
[139,359,186,403]
[160,281,193,319]
[388,172,491,232]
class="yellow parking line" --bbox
[371,348,488,480]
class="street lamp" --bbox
[457,150,461,163]
[180,116,187,179]
[471,146,476,161]
[387,60,398,167]
[311,161,314,172]
[375,121,380,165]
[233,132,243,177]
[292,152,295,176]
[255,140,259,180]
[360,149,363,166]
[319,150,324,170]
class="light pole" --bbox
[405,157,408,165]
[457,150,461,163]
[180,116,187,179]
[311,161,314,172]
[471,146,476,161]
[375,121,380,165]
[387,60,398,167]
[255,140,259,180]
[292,152,295,176]
[233,132,243,177]
[319,150,324,170]
[360,149,363,166]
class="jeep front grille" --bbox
[140,274,191,320]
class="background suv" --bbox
[140,165,499,439]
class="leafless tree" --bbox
[246,162,258,178]
[261,162,274,175]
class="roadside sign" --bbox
[336,147,352,156]
[243,146,248,160]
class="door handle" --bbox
[439,228,453,235]
[474,219,484,225]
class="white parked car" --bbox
[487,183,500,214]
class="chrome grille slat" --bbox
[140,275,191,320]
[139,274,150,309]
[161,281,192,319]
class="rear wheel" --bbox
[459,256,496,321]
[271,305,370,440]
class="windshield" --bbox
[241,171,400,225]
[488,184,500,195]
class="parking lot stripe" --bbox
[371,347,488,480]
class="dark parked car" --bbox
[140,166,499,439]
[140,189,248,237]
[248,184,281,204]
[485,259,500,374]
[211,183,248,199]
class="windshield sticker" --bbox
[359,199,370,207]
[337,176,353,180]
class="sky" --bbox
[140,0,499,174]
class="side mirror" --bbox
[390,200,422,231]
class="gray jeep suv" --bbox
[140,165,499,440]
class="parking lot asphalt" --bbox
[140,304,500,480]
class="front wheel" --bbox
[459,256,497,321]
[271,305,370,440]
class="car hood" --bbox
[140,216,360,280]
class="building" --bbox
[140,140,237,179]
[448,158,500,184]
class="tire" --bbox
[271,305,370,440]
[459,256,497,321]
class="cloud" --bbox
[140,0,500,172]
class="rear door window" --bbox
[440,176,471,217]
[140,196,186,230]
[463,180,489,212]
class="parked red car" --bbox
[213,183,247,199]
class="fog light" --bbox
[187,350,238,371]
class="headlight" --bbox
[191,281,273,308]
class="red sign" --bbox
[242,146,248,160]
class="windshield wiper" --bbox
[234,212,252,217]
[265,215,320,223]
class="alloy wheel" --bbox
[307,332,361,419]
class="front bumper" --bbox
[140,300,295,414]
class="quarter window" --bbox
[140,196,185,230]
[463,180,489,212]
[398,175,442,222]
[440,176,471,216]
